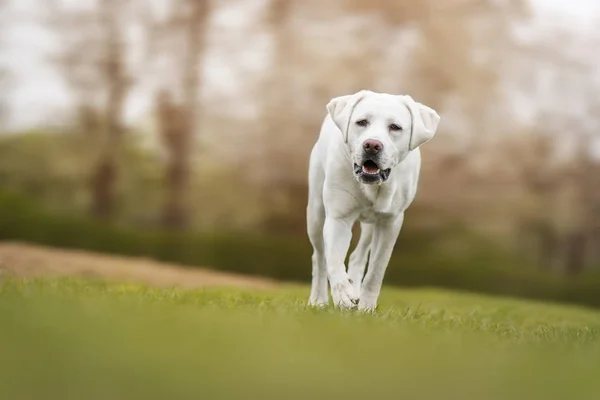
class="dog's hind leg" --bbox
[307,197,328,307]
[347,222,373,298]
[307,159,328,307]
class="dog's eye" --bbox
[389,124,403,132]
[356,119,369,127]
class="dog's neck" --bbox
[360,180,395,212]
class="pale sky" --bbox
[1,0,599,130]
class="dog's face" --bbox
[327,90,440,185]
[345,95,413,184]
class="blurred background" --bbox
[1,0,600,306]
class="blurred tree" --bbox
[396,0,532,241]
[512,28,600,274]
[90,0,131,220]
[0,0,9,129]
[514,131,562,272]
[0,66,8,132]
[143,0,210,229]
[0,131,164,223]
[155,89,190,228]
[344,0,428,85]
[48,0,134,220]
[162,0,209,229]
[309,0,529,236]
[411,0,529,162]
[256,0,301,233]
[245,0,531,235]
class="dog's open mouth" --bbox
[353,160,391,183]
[361,160,380,175]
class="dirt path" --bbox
[0,242,277,290]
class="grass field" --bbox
[2,274,600,400]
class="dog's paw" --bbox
[330,278,359,310]
[358,302,377,313]
[358,293,378,313]
[308,297,329,308]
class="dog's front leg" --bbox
[358,213,404,312]
[323,216,359,309]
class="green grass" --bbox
[2,277,600,400]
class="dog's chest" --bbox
[356,185,394,223]
[358,209,386,223]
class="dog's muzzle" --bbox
[353,158,391,184]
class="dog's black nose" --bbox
[363,139,383,155]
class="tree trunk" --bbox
[564,231,587,276]
[90,158,117,219]
[255,0,293,233]
[157,91,189,228]
[160,0,209,229]
[536,223,558,272]
[90,0,127,220]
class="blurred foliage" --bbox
[0,130,164,223]
[2,0,600,299]
[0,132,265,230]
[3,189,600,308]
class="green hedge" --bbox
[1,190,600,309]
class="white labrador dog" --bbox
[306,90,440,311]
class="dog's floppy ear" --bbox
[326,90,369,143]
[403,95,440,151]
